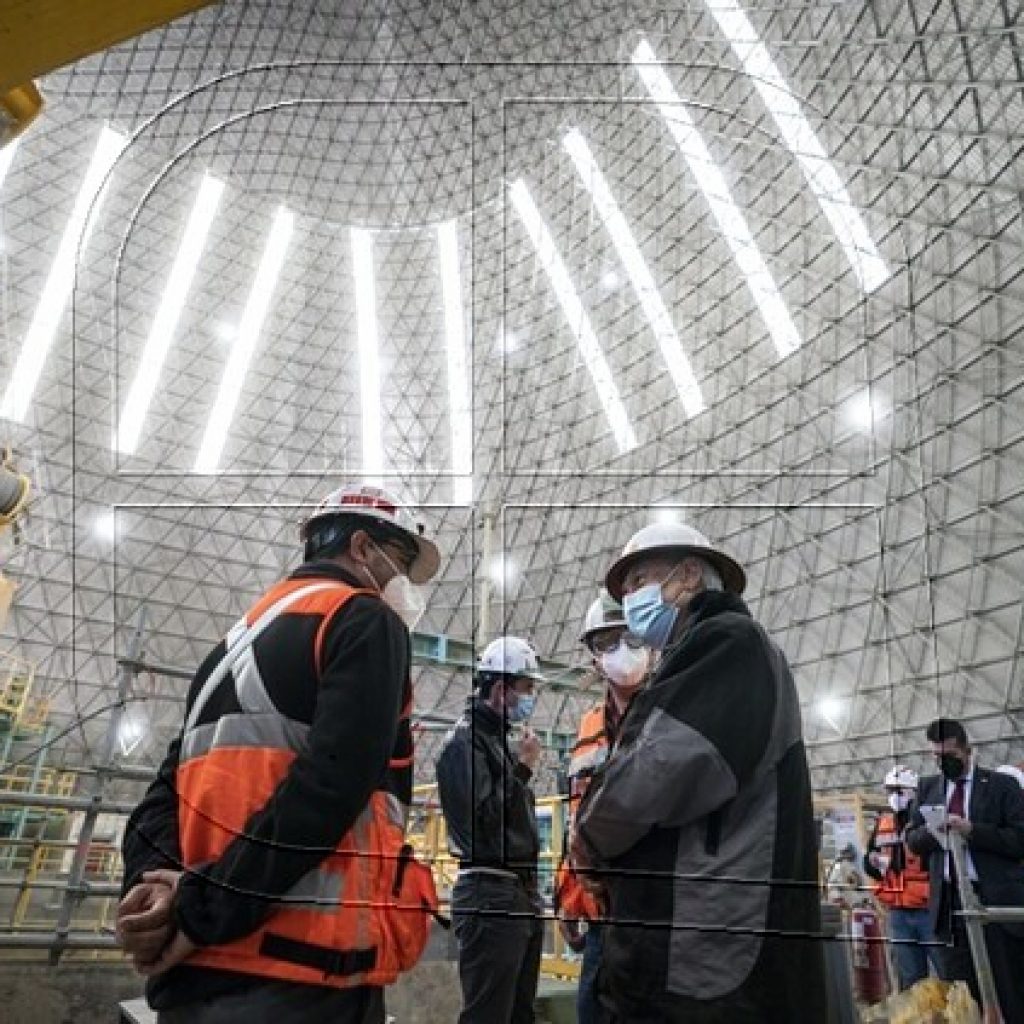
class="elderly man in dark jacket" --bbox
[572,522,827,1023]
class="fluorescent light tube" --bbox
[1,126,127,421]
[117,173,224,455]
[194,205,294,473]
[351,227,385,486]
[633,39,802,359]
[510,178,637,453]
[437,220,473,504]
[563,129,705,417]
[704,0,888,292]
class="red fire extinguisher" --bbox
[850,906,890,1005]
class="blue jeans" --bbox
[579,924,609,1024]
[887,906,941,990]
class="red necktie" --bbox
[947,779,968,890]
[949,778,967,818]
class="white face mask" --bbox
[888,792,912,813]
[365,545,426,630]
[600,641,649,691]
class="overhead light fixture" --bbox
[117,707,150,757]
[600,268,621,292]
[194,205,294,474]
[509,178,637,453]
[116,173,224,456]
[633,39,801,360]
[652,504,681,525]
[704,0,889,293]
[93,509,117,543]
[437,220,473,505]
[844,387,886,433]
[563,129,705,418]
[489,554,515,589]
[215,321,237,343]
[351,227,384,487]
[817,696,843,731]
[0,137,19,191]
[1,125,127,422]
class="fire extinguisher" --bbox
[850,905,890,1005]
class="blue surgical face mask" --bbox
[623,584,678,650]
[508,692,536,723]
[623,561,688,650]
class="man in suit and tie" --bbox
[906,718,1024,1022]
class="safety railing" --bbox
[948,830,1024,1023]
[0,834,123,962]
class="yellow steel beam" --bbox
[0,0,218,95]
[0,81,43,145]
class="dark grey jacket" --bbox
[906,767,1024,935]
[576,591,826,1021]
[435,698,539,875]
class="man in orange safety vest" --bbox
[863,764,939,990]
[116,484,442,1024]
[556,590,652,1024]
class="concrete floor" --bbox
[0,950,576,1023]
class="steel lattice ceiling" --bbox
[0,0,1022,793]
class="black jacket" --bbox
[120,561,410,1009]
[434,697,539,875]
[576,591,826,1021]
[906,766,1024,935]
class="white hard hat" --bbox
[300,484,441,584]
[996,765,1024,789]
[478,636,544,680]
[884,764,919,790]
[605,522,746,600]
[579,589,628,644]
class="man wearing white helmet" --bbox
[572,521,826,1022]
[863,765,938,989]
[435,635,546,1024]
[117,484,440,1023]
[556,591,652,1024]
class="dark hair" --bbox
[304,515,418,564]
[475,671,524,701]
[926,717,969,746]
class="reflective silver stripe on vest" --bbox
[184,581,341,734]
[234,644,278,716]
[180,712,310,764]
[568,745,608,778]
[276,866,345,912]
[382,792,408,830]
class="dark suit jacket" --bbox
[906,766,1024,935]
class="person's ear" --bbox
[349,529,374,565]
[663,559,702,604]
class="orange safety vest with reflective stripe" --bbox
[871,811,930,910]
[177,578,436,989]
[556,701,612,920]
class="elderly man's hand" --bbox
[117,868,184,970]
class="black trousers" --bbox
[937,883,1024,1024]
[452,872,544,1024]
[156,980,384,1024]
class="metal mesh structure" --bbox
[0,0,1022,794]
